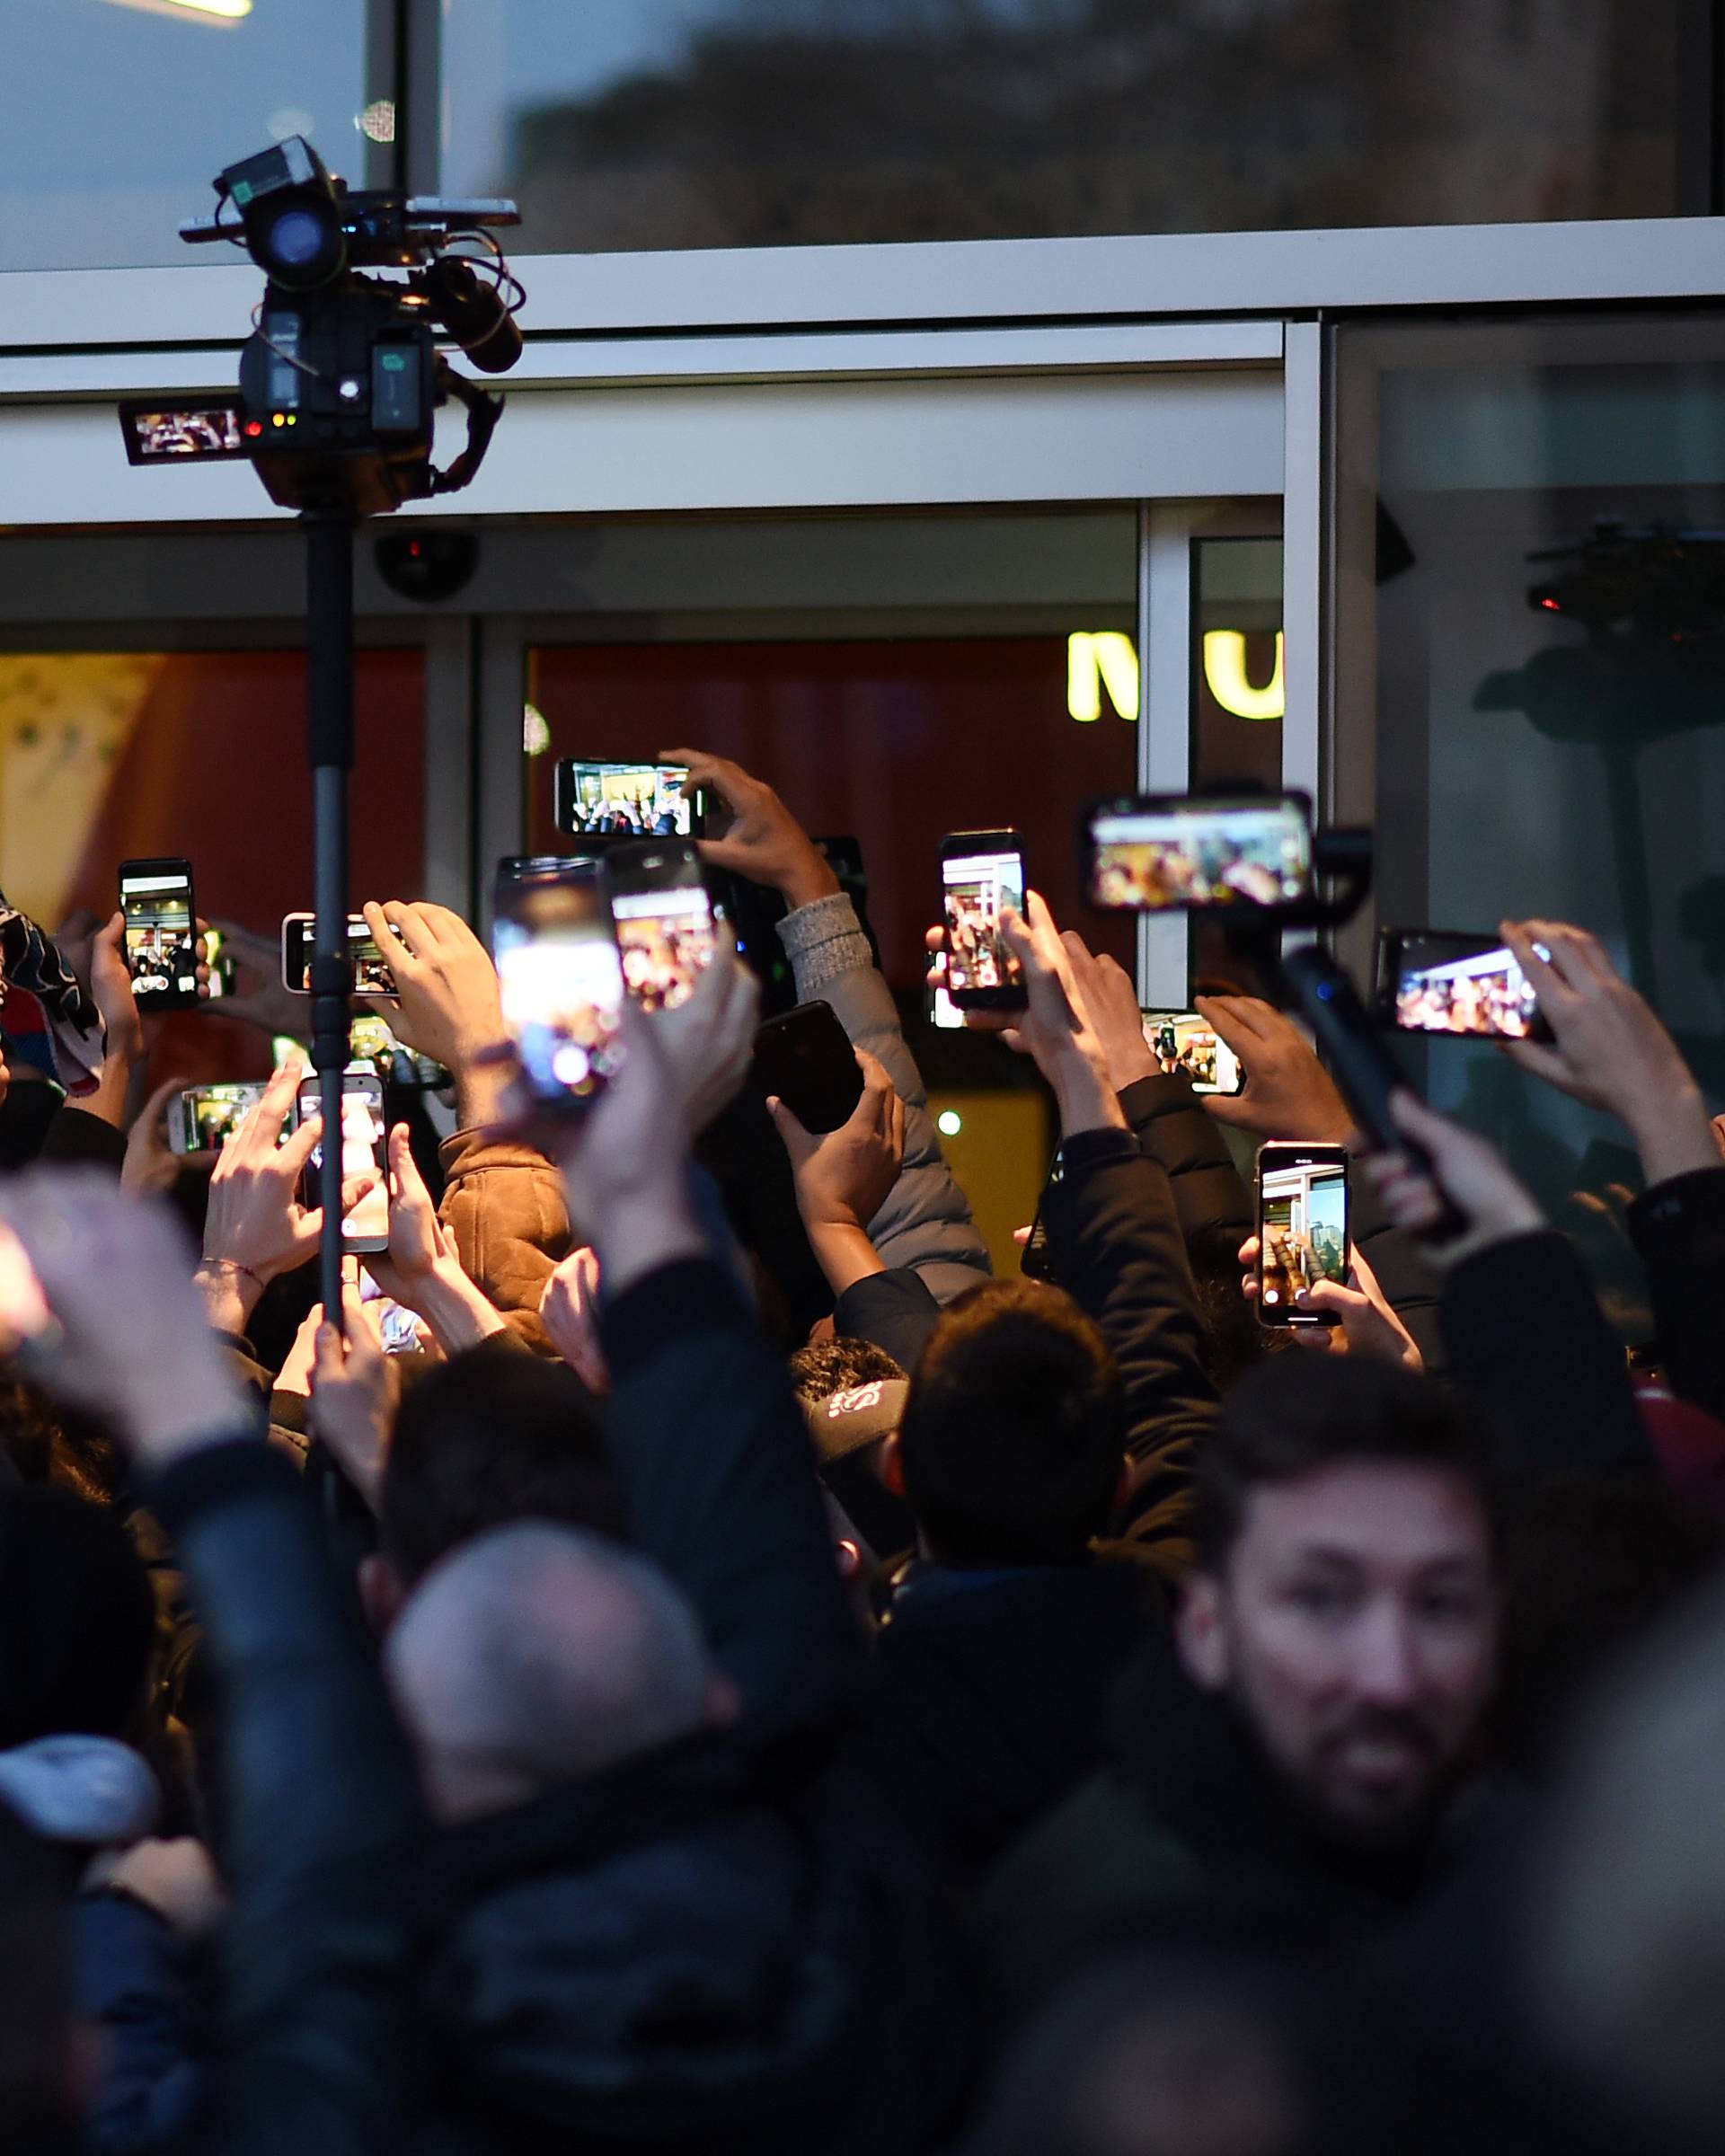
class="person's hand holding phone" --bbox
[994,893,1126,1137]
[1193,994,1353,1143]
[0,1171,247,1467]
[664,747,839,913]
[364,1124,507,1356]
[1501,920,1719,1188]
[1057,932,1163,1092]
[539,1245,609,1395]
[207,917,306,1039]
[651,949,762,1135]
[308,1282,397,1511]
[122,1074,210,1197]
[363,900,509,1129]
[768,1048,904,1295]
[195,1058,329,1334]
[1363,1090,1546,1270]
[1235,1234,1422,1367]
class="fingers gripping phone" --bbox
[605,841,719,1014]
[941,830,1029,1012]
[1084,794,1314,912]
[1257,1142,1349,1327]
[753,1000,866,1133]
[119,858,199,1011]
[1378,929,1552,1042]
[296,1071,389,1254]
[280,914,401,997]
[491,864,627,1112]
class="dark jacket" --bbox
[870,1554,1164,1880]
[973,1637,1526,2023]
[1118,1071,1253,1246]
[419,1258,964,2156]
[107,1434,423,2156]
[1628,1164,1725,1423]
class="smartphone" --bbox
[1258,1143,1349,1327]
[941,829,1029,1011]
[280,913,400,997]
[1280,946,1466,1244]
[605,840,719,1013]
[170,1082,268,1155]
[1084,793,1314,911]
[753,1001,865,1133]
[295,1070,389,1254]
[553,760,704,841]
[929,983,966,1031]
[1140,1011,1244,1096]
[497,853,597,884]
[1378,929,1552,1042]
[119,858,199,1011]
[491,863,626,1111]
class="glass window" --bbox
[444,0,1688,255]
[0,648,424,1088]
[1,1,376,271]
[1334,315,1725,1334]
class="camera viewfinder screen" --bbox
[299,1079,388,1247]
[493,879,626,1107]
[1260,1157,1349,1314]
[942,847,1025,995]
[1140,1012,1242,1095]
[121,873,197,997]
[612,886,716,1012]
[119,402,248,464]
[283,915,399,996]
[1088,798,1313,911]
[559,762,692,838]
[182,1084,265,1151]
[1392,936,1543,1039]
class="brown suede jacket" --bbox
[437,1125,572,1354]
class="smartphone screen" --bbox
[281,913,400,996]
[1258,1144,1349,1328]
[1383,931,1549,1040]
[172,1082,267,1154]
[1086,794,1314,911]
[554,761,700,840]
[491,868,626,1109]
[607,844,718,1013]
[296,1072,389,1252]
[1140,1011,1243,1095]
[941,833,1028,1007]
[119,860,198,1009]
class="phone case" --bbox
[752,1002,865,1133]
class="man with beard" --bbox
[974,1353,1510,2011]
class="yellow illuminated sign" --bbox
[1065,630,1286,722]
[1201,631,1285,721]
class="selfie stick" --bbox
[305,509,356,1330]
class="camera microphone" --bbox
[421,256,522,374]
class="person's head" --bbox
[791,1336,916,1569]
[1178,1355,1501,1852]
[892,1277,1122,1568]
[362,1340,625,1631]
[787,1335,906,1406]
[0,1489,154,1750]
[384,1521,735,1824]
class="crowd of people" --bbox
[3,745,1725,2154]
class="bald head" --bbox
[385,1522,729,1823]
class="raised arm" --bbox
[551,957,862,1736]
[0,1172,422,2156]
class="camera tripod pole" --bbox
[305,506,357,1332]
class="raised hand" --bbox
[663,747,838,911]
[1237,1233,1422,1367]
[1363,1090,1545,1270]
[122,1074,210,1197]
[1502,919,1718,1186]
[196,1058,341,1334]
[362,900,507,1126]
[363,1124,505,1355]
[308,1283,396,1509]
[206,917,306,1041]
[1193,994,1352,1143]
[768,1048,904,1297]
[1058,932,1161,1091]
[539,1245,609,1394]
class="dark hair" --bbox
[380,1341,625,1587]
[786,1336,907,1403]
[1191,1353,1506,1572]
[898,1277,1120,1566]
[0,1489,154,1750]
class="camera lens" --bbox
[268,208,326,268]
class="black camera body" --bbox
[240,283,440,517]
